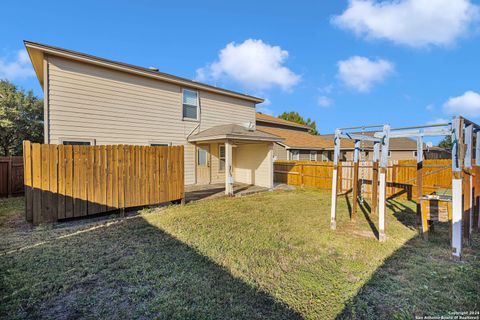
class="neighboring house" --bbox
[25,41,283,192]
[256,113,333,161]
[256,113,450,161]
[319,132,451,161]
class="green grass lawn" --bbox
[1,189,479,319]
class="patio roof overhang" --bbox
[188,124,284,143]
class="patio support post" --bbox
[225,140,234,196]
[268,143,274,189]
[378,125,390,242]
[330,129,341,230]
[451,116,463,259]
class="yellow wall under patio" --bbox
[233,143,273,188]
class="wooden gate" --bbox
[0,157,24,198]
[23,141,184,225]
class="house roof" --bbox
[319,132,423,151]
[23,40,264,104]
[188,124,283,143]
[257,126,354,149]
[256,113,311,130]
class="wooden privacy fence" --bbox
[0,156,24,198]
[23,141,184,225]
[274,159,452,199]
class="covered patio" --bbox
[185,182,270,202]
[188,124,283,195]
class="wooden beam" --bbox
[451,117,464,259]
[372,161,379,215]
[330,129,341,230]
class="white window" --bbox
[149,142,171,147]
[197,148,207,166]
[310,151,317,161]
[60,138,95,146]
[413,151,418,157]
[219,145,225,172]
[62,141,90,146]
[388,151,392,157]
[183,89,199,120]
[290,150,300,160]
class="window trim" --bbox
[218,144,226,172]
[310,150,317,161]
[149,141,172,147]
[182,88,200,121]
[59,137,95,146]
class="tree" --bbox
[0,80,43,156]
[437,136,453,150]
[278,111,319,135]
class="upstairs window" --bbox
[183,89,199,120]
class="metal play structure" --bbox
[330,116,479,260]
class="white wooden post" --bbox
[225,140,233,196]
[464,124,473,244]
[451,117,463,259]
[330,129,341,230]
[378,125,390,242]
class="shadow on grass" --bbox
[336,208,480,319]
[0,217,302,320]
[358,201,379,239]
[387,199,418,230]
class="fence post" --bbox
[300,164,304,187]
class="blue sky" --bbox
[2,0,480,137]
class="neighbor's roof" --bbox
[256,113,311,130]
[320,132,422,151]
[257,126,354,149]
[188,124,283,142]
[23,40,264,104]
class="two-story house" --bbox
[24,41,282,193]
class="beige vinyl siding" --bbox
[209,143,225,184]
[47,55,255,185]
[233,143,273,188]
[273,143,288,160]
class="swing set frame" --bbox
[329,116,479,260]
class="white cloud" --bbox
[426,104,435,111]
[317,96,333,107]
[319,84,334,94]
[427,117,449,125]
[443,91,480,116]
[337,56,394,92]
[332,0,480,48]
[0,49,35,80]
[261,98,272,106]
[196,39,300,92]
[257,106,274,115]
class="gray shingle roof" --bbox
[188,124,283,142]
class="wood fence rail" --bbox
[0,156,24,198]
[274,159,452,199]
[23,141,184,225]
